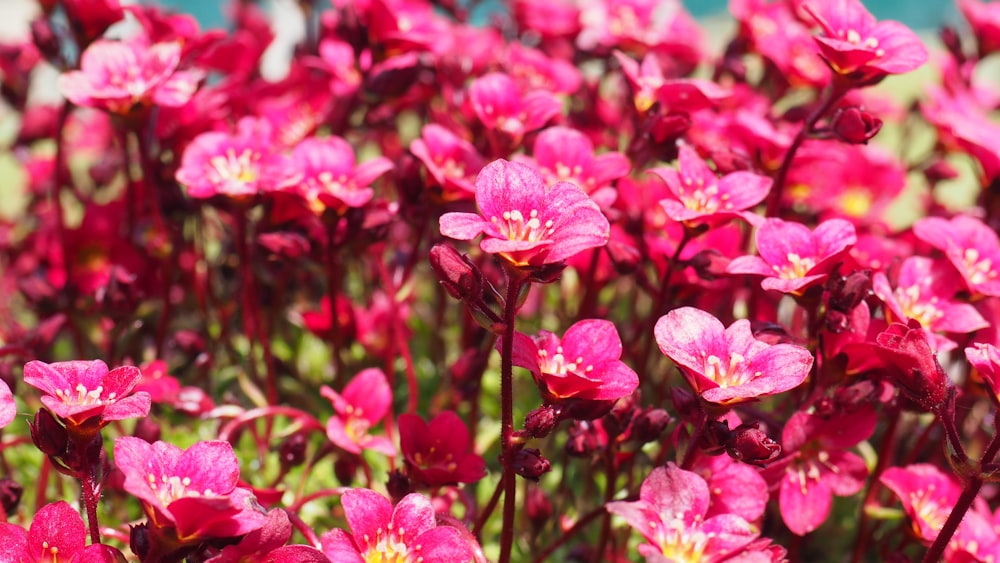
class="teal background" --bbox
[159,0,960,31]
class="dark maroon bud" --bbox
[278,432,308,469]
[827,269,872,314]
[726,422,781,467]
[133,417,161,444]
[649,113,691,143]
[563,398,616,422]
[364,52,423,98]
[0,478,24,516]
[602,393,638,438]
[830,107,883,145]
[386,469,412,503]
[334,455,359,486]
[524,405,563,438]
[750,321,792,345]
[523,262,567,285]
[700,419,732,456]
[129,523,151,561]
[512,448,552,481]
[606,239,641,274]
[874,321,949,412]
[689,249,731,281]
[429,244,483,302]
[30,409,68,458]
[30,18,60,63]
[670,387,699,421]
[525,485,553,534]
[629,408,671,445]
[924,159,960,184]
[565,421,600,458]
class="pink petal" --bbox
[391,493,437,541]
[175,440,240,494]
[780,471,832,536]
[341,368,392,424]
[654,307,728,375]
[28,502,86,561]
[410,526,475,563]
[341,489,393,547]
[823,450,868,496]
[319,529,365,563]
[0,380,14,429]
[561,319,623,363]
[725,255,774,277]
[438,212,489,241]
[474,160,546,223]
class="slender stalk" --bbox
[531,505,615,563]
[499,271,527,563]
[81,468,102,544]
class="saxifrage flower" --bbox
[22,359,150,429]
[398,411,486,488]
[320,368,396,457]
[439,159,610,268]
[0,501,123,563]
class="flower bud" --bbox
[30,18,60,63]
[565,421,601,458]
[525,485,553,534]
[133,417,161,444]
[30,408,68,458]
[830,107,882,145]
[278,432,308,470]
[524,405,562,438]
[429,244,483,302]
[0,478,23,516]
[700,419,732,456]
[628,408,671,445]
[129,523,151,561]
[334,455,359,486]
[726,422,781,467]
[513,448,552,481]
[386,469,412,503]
[688,249,730,281]
[873,321,949,412]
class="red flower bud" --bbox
[30,409,68,458]
[429,244,483,302]
[524,405,563,438]
[830,107,883,145]
[278,432,308,470]
[512,448,552,481]
[726,422,781,467]
[0,478,23,516]
[873,321,949,412]
[386,469,413,504]
[628,408,671,445]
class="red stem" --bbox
[498,271,527,563]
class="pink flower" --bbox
[58,39,201,114]
[881,464,964,544]
[517,126,630,209]
[872,322,949,412]
[288,136,393,215]
[605,463,759,562]
[912,215,1000,297]
[320,489,474,563]
[614,51,729,114]
[468,72,561,143]
[654,307,813,406]
[691,454,769,523]
[398,411,486,487]
[510,319,639,404]
[650,145,770,225]
[410,124,485,203]
[175,117,288,200]
[730,0,829,87]
[966,343,1000,404]
[320,368,396,457]
[439,159,610,268]
[205,508,330,563]
[802,0,928,81]
[873,256,988,351]
[113,437,268,541]
[0,379,14,429]
[22,359,150,429]
[922,86,1000,183]
[768,408,875,535]
[959,0,1000,56]
[726,218,857,294]
[0,501,123,563]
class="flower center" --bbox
[490,209,555,243]
[896,285,943,328]
[772,253,816,279]
[703,352,756,388]
[362,523,417,563]
[146,473,216,506]
[343,405,372,443]
[653,514,709,563]
[841,29,884,56]
[909,487,949,540]
[208,148,260,186]
[538,346,593,377]
[677,176,727,213]
[962,248,997,288]
[54,384,115,407]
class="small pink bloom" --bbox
[398,411,486,487]
[0,379,14,429]
[320,489,474,563]
[967,342,1000,404]
[802,0,928,80]
[410,124,485,202]
[114,437,268,541]
[881,464,964,544]
[654,307,813,406]
[320,368,395,457]
[614,51,729,114]
[922,86,1000,183]
[205,508,330,563]
[23,359,150,428]
[175,117,288,200]
[0,501,123,563]
[726,218,857,294]
[959,0,1000,56]
[468,72,561,143]
[288,136,393,215]
[873,256,988,351]
[510,319,639,404]
[606,463,758,561]
[650,145,770,225]
[517,126,630,209]
[692,454,769,523]
[912,215,1000,297]
[439,159,610,267]
[769,408,874,535]
[505,42,582,95]
[58,39,201,114]
[730,0,829,87]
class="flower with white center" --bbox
[23,359,150,429]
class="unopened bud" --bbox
[874,321,949,412]
[278,432,308,469]
[334,455,359,486]
[830,107,882,145]
[0,478,23,516]
[689,249,730,281]
[429,244,483,302]
[525,485,553,533]
[565,421,601,458]
[512,448,552,481]
[726,422,781,467]
[629,408,671,445]
[30,18,60,63]
[30,409,68,457]
[700,419,732,456]
[524,405,562,438]
[386,469,412,503]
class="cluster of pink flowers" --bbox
[4,0,1000,560]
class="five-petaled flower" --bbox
[0,501,124,563]
[606,463,759,562]
[23,359,150,430]
[398,411,486,488]
[320,368,396,457]
[320,489,475,563]
[654,307,813,407]
[912,214,1000,297]
[510,319,639,405]
[439,159,610,268]
[289,136,393,215]
[113,437,268,542]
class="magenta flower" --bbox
[802,0,928,81]
[58,39,201,114]
[205,508,330,563]
[726,218,857,295]
[0,379,14,429]
[289,136,393,215]
[873,322,949,412]
[966,343,1000,404]
[873,256,988,351]
[320,489,474,563]
[960,0,1000,55]
[439,159,610,268]
[614,51,729,114]
[518,126,630,209]
[769,408,875,535]
[175,117,288,200]
[510,319,638,403]
[22,359,150,429]
[468,72,562,142]
[114,437,268,542]
[654,307,813,406]
[649,145,771,225]
[606,463,759,562]
[912,215,1000,297]
[320,368,396,457]
[881,464,963,544]
[409,124,485,202]
[0,501,123,563]
[398,411,486,487]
